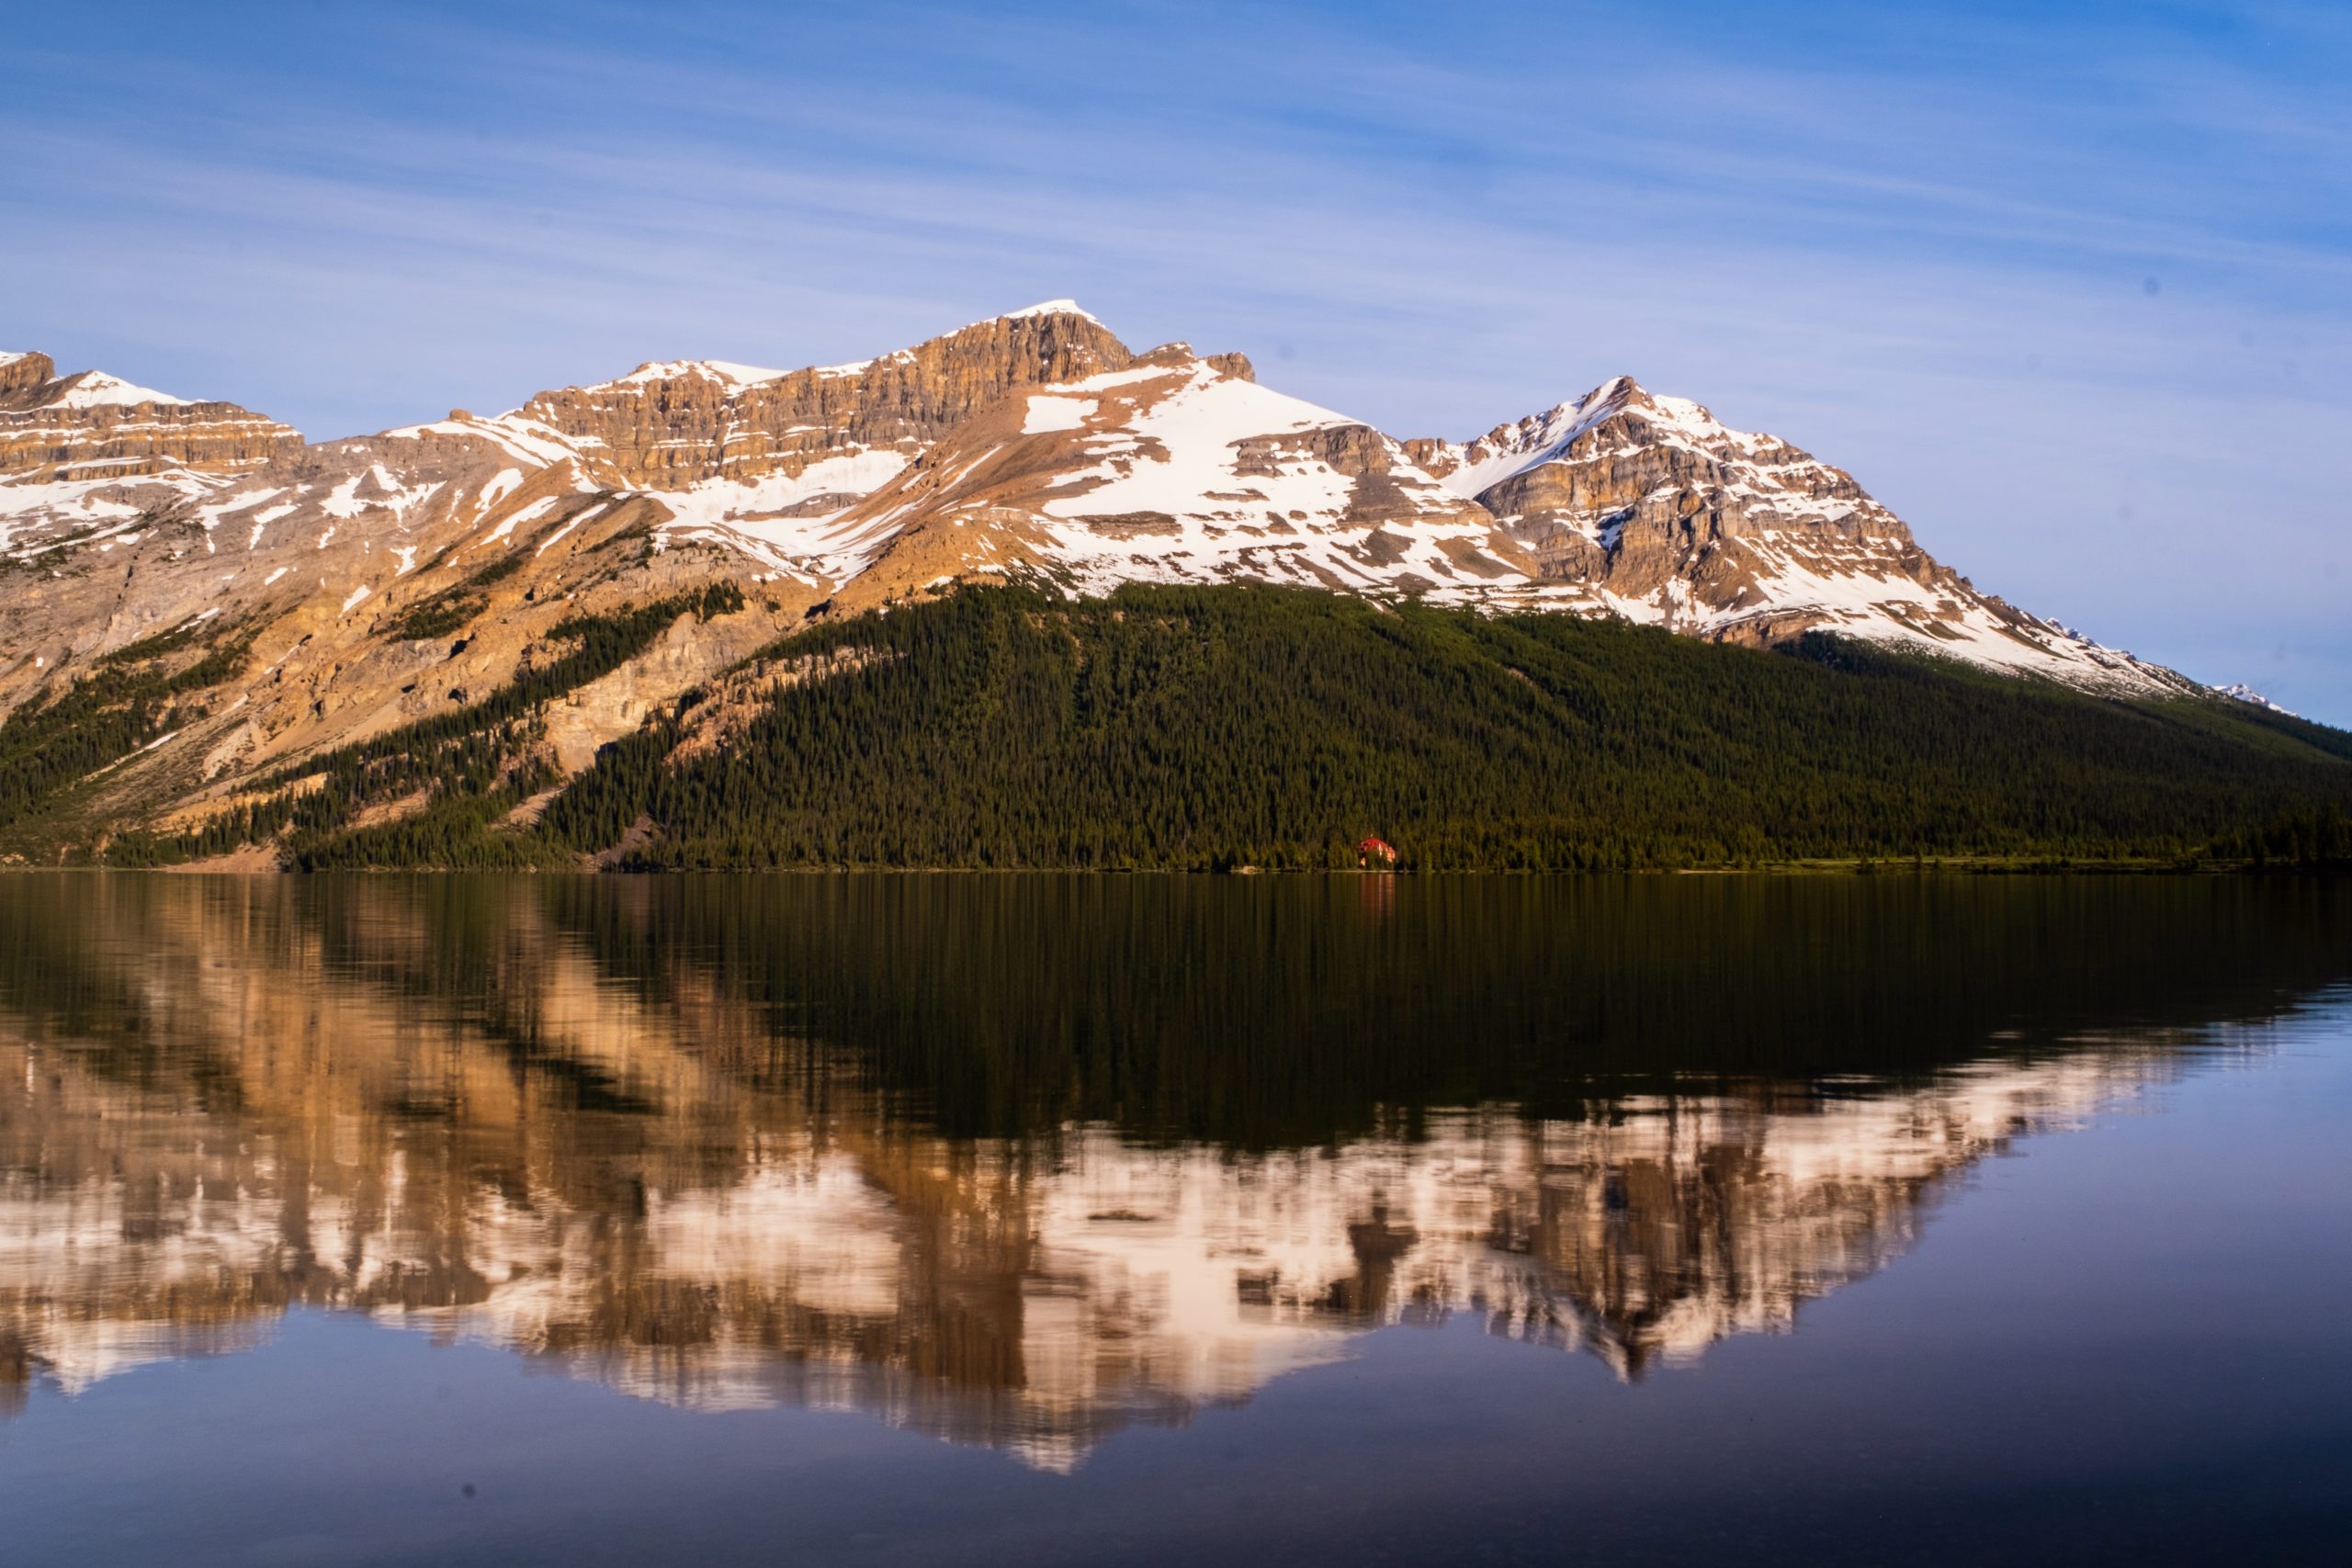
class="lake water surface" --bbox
[0,874,2346,1564]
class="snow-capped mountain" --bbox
[1399,375,2176,685]
[0,301,2214,837]
[817,342,1506,608]
[1,349,300,484]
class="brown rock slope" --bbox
[517,300,1130,489]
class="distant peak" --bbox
[44,368,194,410]
[1569,375,1643,420]
[1431,375,1722,500]
[935,299,1110,343]
[1563,376,1736,439]
[996,299,1102,325]
[600,358,786,391]
[2215,682,2297,717]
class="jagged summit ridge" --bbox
[569,302,1108,400]
[1398,372,2177,688]
[1416,373,1641,498]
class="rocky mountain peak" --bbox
[2216,682,2296,716]
[0,353,301,480]
[514,305,1133,492]
[1385,375,2180,685]
[996,298,1102,324]
[0,352,57,400]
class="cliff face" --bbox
[0,352,301,480]
[515,304,1132,489]
[0,353,51,401]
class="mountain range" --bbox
[0,305,2341,869]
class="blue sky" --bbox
[7,1,2348,720]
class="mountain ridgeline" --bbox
[0,309,2344,871]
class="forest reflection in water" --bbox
[0,873,2345,1471]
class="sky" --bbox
[6,0,2348,721]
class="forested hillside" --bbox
[477,584,2344,873]
[51,584,2346,872]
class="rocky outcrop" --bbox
[0,353,51,401]
[517,303,1131,489]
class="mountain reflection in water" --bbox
[0,874,2344,1471]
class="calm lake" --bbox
[1,874,2346,1565]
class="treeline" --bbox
[499,583,2352,872]
[79,582,2350,873]
[2208,804,2352,871]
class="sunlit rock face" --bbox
[0,875,2335,1465]
[0,351,302,481]
[515,305,1131,491]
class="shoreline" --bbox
[2,857,2334,878]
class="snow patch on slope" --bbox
[597,359,788,391]
[43,371,194,410]
[1434,377,1632,499]
[867,357,1510,601]
[1038,362,1352,524]
[383,412,588,469]
[1022,394,1096,434]
[652,451,912,581]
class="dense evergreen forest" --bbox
[0,619,252,836]
[530,584,2348,872]
[27,582,2351,872]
